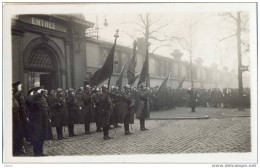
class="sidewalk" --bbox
[149,107,251,120]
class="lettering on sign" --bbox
[31,17,56,30]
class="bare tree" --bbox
[218,11,249,111]
[173,16,201,87]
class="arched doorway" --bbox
[23,42,62,92]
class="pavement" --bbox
[22,107,251,156]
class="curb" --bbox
[147,115,209,120]
[222,113,251,117]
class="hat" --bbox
[57,88,63,92]
[68,88,74,92]
[27,86,43,95]
[12,81,21,89]
[102,84,108,89]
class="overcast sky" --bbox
[81,3,253,71]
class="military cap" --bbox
[68,88,74,92]
[96,87,101,92]
[12,81,21,89]
[102,85,108,89]
[27,86,43,95]
[57,88,63,92]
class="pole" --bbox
[189,51,194,87]
[237,11,244,111]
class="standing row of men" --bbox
[12,81,150,156]
[150,87,251,111]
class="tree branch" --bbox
[219,12,238,22]
[151,44,171,54]
[139,14,147,27]
[149,23,168,35]
[217,34,237,43]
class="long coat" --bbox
[82,92,95,123]
[13,97,23,155]
[51,95,67,127]
[117,92,135,124]
[26,93,48,143]
[100,93,113,127]
[66,94,78,125]
[136,90,150,119]
[92,92,102,125]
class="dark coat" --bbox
[117,92,135,124]
[26,93,48,143]
[51,94,67,127]
[136,90,150,119]
[13,97,23,154]
[66,93,78,125]
[82,92,95,123]
[92,92,102,124]
[100,93,113,127]
[188,90,197,107]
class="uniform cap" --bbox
[12,81,21,89]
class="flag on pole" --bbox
[178,73,187,89]
[138,47,149,87]
[90,30,118,87]
[127,41,137,85]
[157,74,170,93]
[116,61,127,90]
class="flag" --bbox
[138,48,149,87]
[178,73,187,89]
[90,40,116,87]
[127,42,137,85]
[157,74,170,93]
[116,62,127,90]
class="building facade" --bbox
[12,14,94,93]
[12,14,249,91]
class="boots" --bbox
[68,124,76,137]
[140,119,148,131]
[124,123,133,135]
[103,126,113,140]
[85,122,92,134]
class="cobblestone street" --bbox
[23,107,251,156]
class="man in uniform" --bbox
[92,87,103,132]
[52,88,67,140]
[187,87,198,112]
[82,85,95,134]
[13,81,29,154]
[100,85,113,140]
[137,85,149,131]
[26,87,48,156]
[67,88,78,137]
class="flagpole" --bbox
[108,29,119,88]
[130,41,137,87]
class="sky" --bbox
[81,3,253,71]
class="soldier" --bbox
[82,85,95,134]
[67,88,78,137]
[13,81,28,154]
[12,81,25,156]
[187,87,197,112]
[137,85,149,131]
[100,85,113,140]
[110,86,121,128]
[42,89,53,140]
[26,87,48,156]
[120,85,135,135]
[92,87,103,132]
[52,88,67,140]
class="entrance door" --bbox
[40,74,54,91]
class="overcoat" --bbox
[51,94,67,127]
[67,93,78,125]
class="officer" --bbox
[100,85,113,140]
[92,87,103,132]
[52,88,67,140]
[12,81,25,156]
[82,85,95,134]
[187,87,198,112]
[67,88,78,137]
[42,89,53,140]
[13,81,28,154]
[26,87,48,156]
[121,85,135,135]
[138,85,149,131]
[110,86,121,128]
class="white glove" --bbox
[37,89,43,94]
[79,106,82,110]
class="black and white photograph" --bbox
[2,2,258,165]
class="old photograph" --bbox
[2,2,257,164]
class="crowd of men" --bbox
[12,80,250,157]
[149,87,251,111]
[12,81,150,157]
